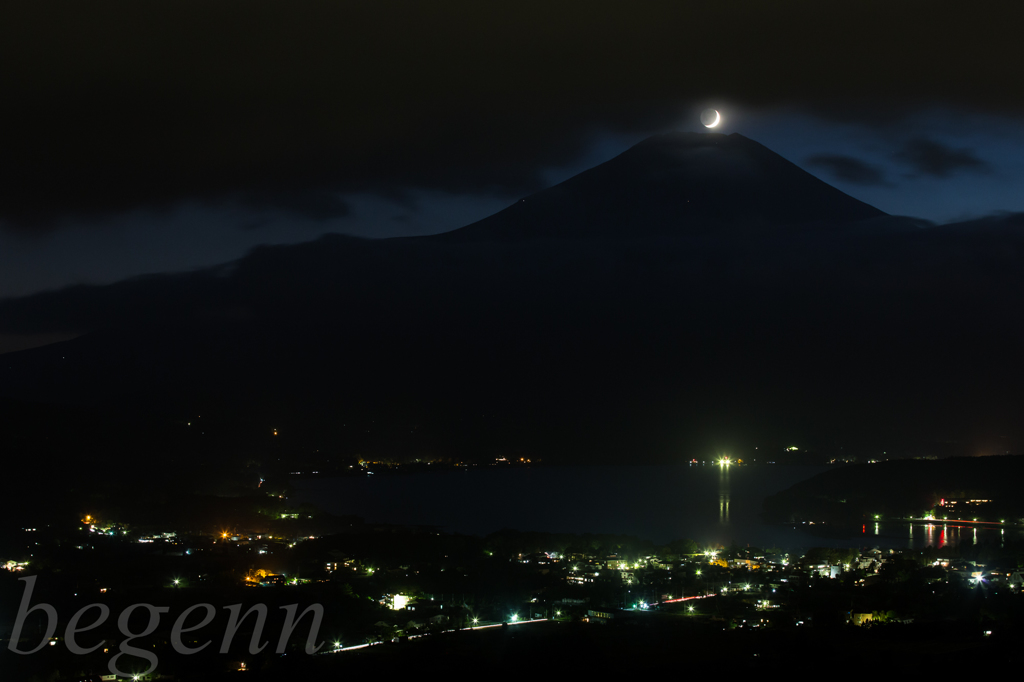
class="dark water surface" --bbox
[292,464,1021,551]
[293,464,816,547]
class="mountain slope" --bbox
[441,132,887,241]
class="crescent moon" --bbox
[703,110,721,128]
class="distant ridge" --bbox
[763,455,1024,523]
[441,132,887,241]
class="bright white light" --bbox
[700,108,721,128]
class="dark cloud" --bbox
[895,138,991,178]
[235,188,350,222]
[1,1,1021,231]
[806,154,887,185]
[237,218,272,232]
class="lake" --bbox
[291,463,1021,551]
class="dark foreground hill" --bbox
[2,132,1024,483]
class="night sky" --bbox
[2,1,1023,313]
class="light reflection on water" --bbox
[718,464,730,525]
[291,464,1024,551]
[858,520,1016,550]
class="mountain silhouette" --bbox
[441,132,887,241]
[2,132,1023,483]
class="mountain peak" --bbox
[440,131,887,241]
